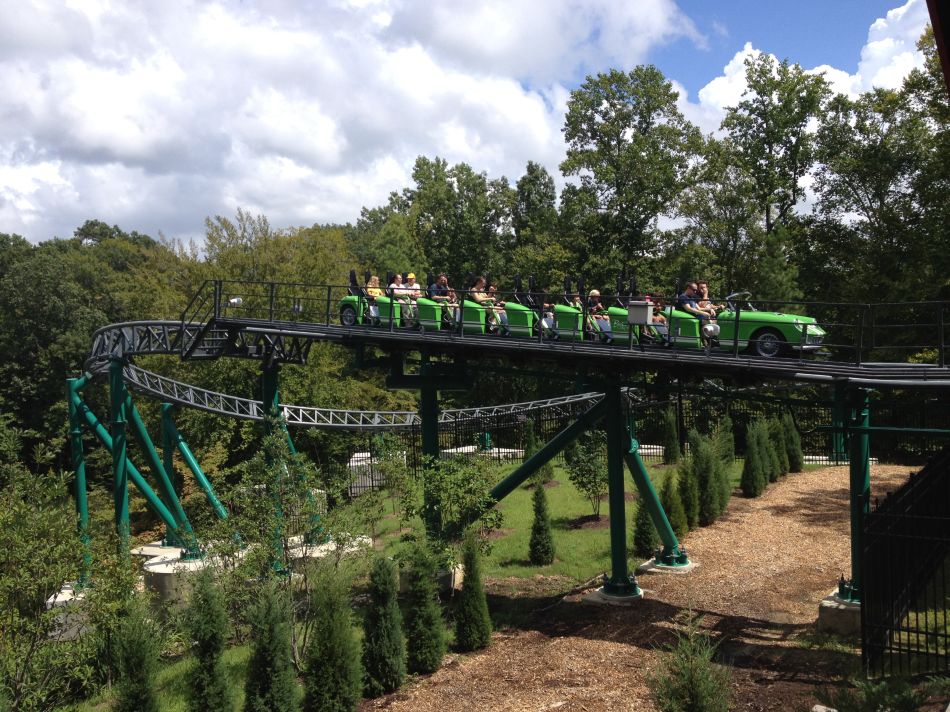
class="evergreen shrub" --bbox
[303,578,362,712]
[403,544,446,675]
[184,569,231,712]
[632,498,660,558]
[782,413,804,472]
[660,471,689,538]
[740,420,768,497]
[649,614,731,712]
[661,408,681,465]
[454,534,492,652]
[114,598,160,712]
[769,418,790,475]
[529,483,555,565]
[678,457,699,530]
[362,557,406,697]
[245,581,296,712]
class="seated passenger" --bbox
[677,282,715,322]
[405,273,422,300]
[429,273,459,323]
[587,289,613,343]
[470,276,508,333]
[697,280,724,315]
[648,294,669,342]
[365,275,383,318]
[389,273,415,322]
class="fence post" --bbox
[844,388,871,602]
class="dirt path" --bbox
[362,465,914,712]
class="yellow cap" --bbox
[407,272,415,279]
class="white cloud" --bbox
[0,0,932,243]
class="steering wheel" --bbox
[724,291,752,312]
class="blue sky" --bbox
[658,0,913,95]
[0,0,933,243]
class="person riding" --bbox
[365,275,383,318]
[697,280,724,316]
[648,294,669,342]
[429,273,459,324]
[405,273,422,300]
[677,282,715,322]
[587,289,613,343]
[389,273,415,323]
[470,276,508,333]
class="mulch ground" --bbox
[361,465,932,712]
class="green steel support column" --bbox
[162,411,228,520]
[490,397,608,503]
[125,396,195,554]
[602,385,641,597]
[67,378,91,584]
[842,388,871,602]
[419,359,440,461]
[624,417,690,567]
[161,404,181,503]
[72,393,184,538]
[831,381,848,465]
[261,362,286,571]
[109,360,130,549]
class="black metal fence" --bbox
[862,447,950,677]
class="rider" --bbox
[587,289,613,343]
[677,282,715,323]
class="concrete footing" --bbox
[142,555,213,607]
[817,590,861,637]
[582,586,644,606]
[635,558,700,575]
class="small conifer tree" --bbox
[740,421,767,497]
[529,482,555,565]
[714,454,732,516]
[184,569,231,712]
[769,418,790,475]
[649,613,731,712]
[114,598,160,712]
[659,472,689,538]
[403,543,446,675]
[454,533,492,652]
[715,415,735,462]
[677,457,699,530]
[245,581,296,712]
[662,408,681,465]
[362,557,406,697]
[303,579,363,712]
[632,499,660,559]
[782,412,804,472]
[761,420,782,482]
[694,435,718,526]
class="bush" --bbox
[454,534,492,652]
[769,418,790,475]
[303,578,362,712]
[649,613,731,712]
[567,431,608,518]
[403,544,446,675]
[529,483,555,565]
[740,421,768,497]
[714,415,734,462]
[184,570,231,712]
[363,557,406,697]
[245,581,296,712]
[762,420,782,482]
[693,435,718,527]
[659,472,688,539]
[662,408,681,465]
[782,413,804,472]
[816,677,925,712]
[114,598,160,712]
[632,498,659,559]
[677,458,699,530]
[523,420,553,484]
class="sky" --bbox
[0,0,933,245]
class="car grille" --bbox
[805,333,823,345]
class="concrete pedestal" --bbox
[582,586,644,606]
[635,557,700,575]
[142,556,212,608]
[817,591,861,637]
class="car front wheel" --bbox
[340,305,358,327]
[750,328,785,358]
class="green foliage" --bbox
[114,598,161,712]
[529,483,556,566]
[782,413,804,472]
[660,471,689,539]
[740,420,768,497]
[690,432,719,527]
[661,408,681,465]
[816,677,927,712]
[768,418,790,475]
[714,415,734,462]
[649,613,732,712]
[184,570,231,712]
[677,457,700,530]
[303,577,362,712]
[567,431,608,518]
[454,534,492,652]
[761,420,782,483]
[362,558,406,697]
[244,581,296,712]
[521,420,553,486]
[632,499,660,559]
[402,543,446,675]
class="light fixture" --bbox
[228,297,243,307]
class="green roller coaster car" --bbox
[661,291,826,358]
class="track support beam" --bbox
[841,388,871,602]
[109,360,130,550]
[602,385,641,597]
[67,377,91,584]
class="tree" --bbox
[722,53,830,235]
[402,543,446,675]
[649,613,731,712]
[513,161,558,243]
[245,581,296,712]
[661,408,681,465]
[677,457,700,530]
[567,431,609,518]
[632,499,660,559]
[660,472,689,539]
[761,420,782,483]
[782,413,804,473]
[114,598,160,712]
[740,421,768,497]
[768,418,790,475]
[561,66,699,273]
[454,533,492,652]
[529,483,555,566]
[184,570,231,712]
[303,578,362,712]
[362,558,406,697]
